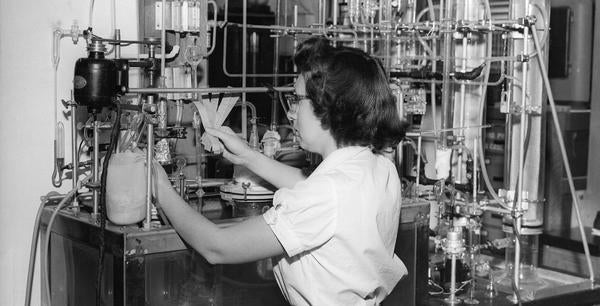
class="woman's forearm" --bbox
[242,150,306,189]
[156,184,284,264]
[157,186,223,263]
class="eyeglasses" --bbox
[283,93,309,117]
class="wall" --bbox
[0,1,138,305]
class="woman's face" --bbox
[289,75,329,152]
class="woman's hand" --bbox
[151,159,177,205]
[205,126,255,165]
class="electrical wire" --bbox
[96,101,121,306]
[25,193,58,306]
[38,175,91,306]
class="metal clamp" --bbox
[516,54,530,62]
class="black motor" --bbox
[73,40,127,111]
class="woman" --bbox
[155,36,408,305]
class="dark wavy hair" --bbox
[293,36,407,152]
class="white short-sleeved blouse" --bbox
[262,146,407,305]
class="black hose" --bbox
[453,63,486,80]
[25,195,53,306]
[389,63,486,81]
[96,101,121,306]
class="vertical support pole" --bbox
[513,18,530,298]
[241,0,248,139]
[145,95,156,230]
[416,135,422,193]
[71,103,79,209]
[93,120,100,218]
[473,138,478,201]
[271,0,281,131]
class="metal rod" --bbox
[481,206,511,215]
[457,34,468,183]
[450,254,458,303]
[220,23,358,78]
[144,95,155,230]
[407,124,492,136]
[224,22,362,34]
[294,5,298,27]
[333,0,338,25]
[513,15,530,296]
[431,30,438,149]
[71,104,79,209]
[473,138,478,201]
[93,120,100,217]
[160,0,166,79]
[318,0,323,26]
[242,0,248,139]
[193,112,204,185]
[95,38,161,46]
[114,29,121,59]
[416,135,422,190]
[272,0,281,130]
[531,24,595,282]
[370,17,375,54]
[128,86,294,94]
[440,0,453,147]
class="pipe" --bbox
[206,1,218,57]
[250,32,258,87]
[293,5,299,52]
[89,0,96,28]
[416,136,422,190]
[431,22,438,148]
[473,138,477,201]
[132,45,180,60]
[322,0,327,26]
[409,124,492,136]
[513,13,530,295]
[449,254,458,303]
[220,23,358,78]
[145,95,156,230]
[242,0,248,139]
[93,120,100,217]
[457,31,468,183]
[318,0,323,26]
[440,0,454,147]
[160,0,166,82]
[271,0,281,130]
[531,24,595,282]
[110,0,116,39]
[114,29,121,59]
[234,100,257,123]
[128,86,294,94]
[193,112,204,185]
[71,102,79,209]
[427,0,436,20]
[477,0,511,213]
[333,0,338,25]
[481,205,511,215]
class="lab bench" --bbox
[427,266,600,306]
[40,206,287,306]
[40,203,600,306]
